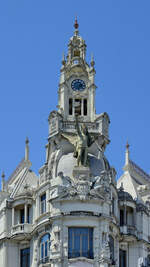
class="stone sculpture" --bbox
[62,116,94,167]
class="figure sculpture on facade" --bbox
[74,115,94,166]
[61,115,94,167]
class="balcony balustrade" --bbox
[11,223,32,235]
[120,225,136,236]
[68,249,94,259]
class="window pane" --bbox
[20,248,30,267]
[27,207,30,223]
[119,249,126,267]
[40,234,50,260]
[84,99,87,116]
[41,194,46,201]
[68,228,93,259]
[41,244,44,259]
[41,193,46,214]
[69,99,73,115]
[20,209,24,224]
[109,235,114,261]
[45,241,48,257]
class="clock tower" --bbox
[58,18,96,122]
[48,19,110,156]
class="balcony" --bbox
[11,223,32,235]
[120,225,136,236]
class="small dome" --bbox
[118,187,133,202]
[57,152,106,178]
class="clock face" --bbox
[71,79,86,91]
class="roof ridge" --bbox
[129,159,150,180]
[6,158,26,184]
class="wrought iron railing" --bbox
[38,256,49,264]
[68,249,94,259]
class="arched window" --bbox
[109,235,115,263]
[40,234,50,263]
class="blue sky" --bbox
[0,0,150,185]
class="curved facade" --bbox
[0,21,150,267]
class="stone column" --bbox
[3,242,7,267]
[12,207,15,226]
[25,203,28,223]
[81,98,84,116]
[73,98,75,116]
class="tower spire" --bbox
[74,16,79,36]
[125,141,130,165]
[25,137,29,161]
[1,171,5,191]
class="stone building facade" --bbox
[0,20,150,267]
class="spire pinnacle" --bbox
[1,171,5,179]
[25,137,29,161]
[91,53,95,67]
[74,17,79,36]
[62,52,66,66]
[126,141,130,150]
[125,140,130,165]
[1,171,5,191]
[74,16,79,29]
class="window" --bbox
[20,209,24,224]
[20,248,30,267]
[69,98,73,115]
[40,234,50,263]
[112,197,115,215]
[68,227,93,259]
[109,235,115,263]
[41,193,46,214]
[119,249,126,267]
[83,99,87,116]
[120,209,124,226]
[74,50,80,57]
[20,208,30,224]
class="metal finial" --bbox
[25,137,29,145]
[74,16,79,29]
[25,137,29,161]
[2,171,5,179]
[126,141,129,150]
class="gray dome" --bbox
[118,187,134,202]
[57,152,106,178]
